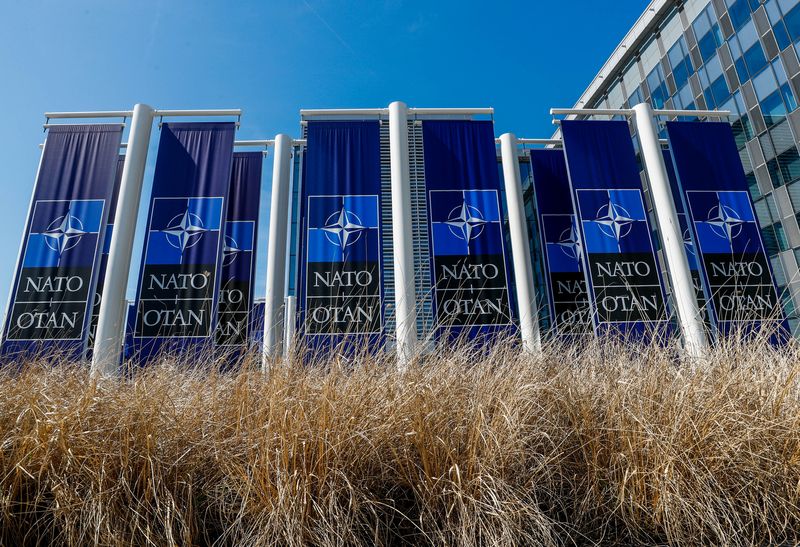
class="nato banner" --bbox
[529,149,592,335]
[2,124,123,359]
[215,152,261,348]
[422,120,514,340]
[299,121,383,347]
[666,121,787,337]
[662,148,709,323]
[132,122,235,358]
[561,120,669,337]
[86,155,125,354]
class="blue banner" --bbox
[666,121,788,338]
[132,122,235,359]
[298,121,383,349]
[561,120,669,338]
[215,152,261,348]
[529,149,592,335]
[2,124,123,359]
[86,155,125,355]
[422,120,515,341]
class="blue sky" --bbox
[0,0,647,314]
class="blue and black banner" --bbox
[86,155,125,353]
[215,152,261,348]
[132,122,235,358]
[666,121,787,337]
[2,124,123,359]
[299,121,383,347]
[529,148,592,335]
[561,120,669,337]
[422,120,514,340]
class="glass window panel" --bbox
[660,11,685,51]
[698,31,720,61]
[775,23,792,50]
[744,43,769,75]
[762,90,789,125]
[728,0,753,30]
[780,0,800,14]
[736,19,759,51]
[622,60,642,95]
[785,3,800,41]
[747,172,762,198]
[607,80,625,109]
[771,254,788,284]
[692,6,712,37]
[778,147,800,183]
[710,75,730,104]
[640,37,662,75]
[787,180,800,210]
[766,0,783,22]
[762,226,781,254]
[755,198,773,226]
[753,66,780,99]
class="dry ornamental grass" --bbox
[1,335,800,545]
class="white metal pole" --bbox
[262,134,293,367]
[632,102,708,359]
[388,101,418,369]
[282,295,296,360]
[91,104,155,376]
[499,133,542,354]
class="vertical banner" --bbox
[662,149,709,322]
[132,122,235,359]
[2,124,123,359]
[422,120,515,340]
[666,121,788,337]
[529,149,592,335]
[561,120,669,338]
[215,152,262,348]
[298,121,383,348]
[87,155,125,354]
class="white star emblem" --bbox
[445,201,486,241]
[322,207,366,249]
[706,203,743,242]
[222,235,241,265]
[595,200,634,242]
[43,213,86,255]
[556,222,582,261]
[162,210,207,252]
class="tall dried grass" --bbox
[1,336,800,545]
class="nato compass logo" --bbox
[577,189,649,254]
[145,197,223,265]
[307,195,380,263]
[687,190,759,254]
[430,189,502,256]
[542,214,583,273]
[222,221,255,267]
[23,199,104,268]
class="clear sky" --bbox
[0,0,648,316]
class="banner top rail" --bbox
[45,108,242,119]
[300,107,494,117]
[550,107,732,118]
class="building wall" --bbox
[572,0,800,334]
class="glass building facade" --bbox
[544,0,800,334]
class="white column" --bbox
[91,103,154,376]
[263,134,293,367]
[632,102,708,359]
[388,101,418,369]
[282,295,296,359]
[499,133,541,354]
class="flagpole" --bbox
[499,133,541,354]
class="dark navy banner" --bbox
[561,120,669,337]
[299,121,383,347]
[87,155,125,354]
[666,121,787,337]
[529,149,592,335]
[215,152,261,348]
[132,122,235,358]
[2,124,123,359]
[422,120,514,340]
[662,148,710,324]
